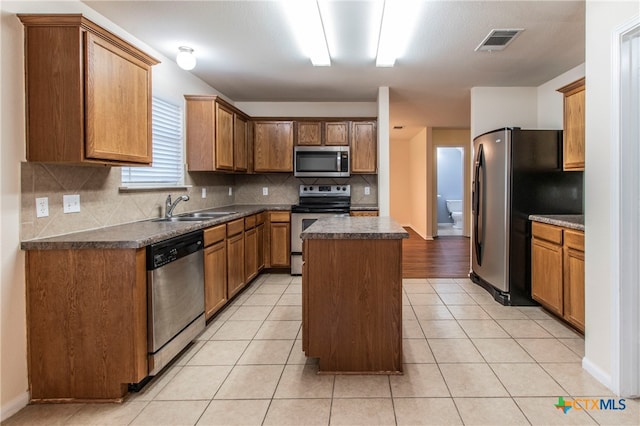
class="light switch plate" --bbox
[63,194,80,213]
[228,187,233,196]
[201,188,207,198]
[364,186,370,195]
[36,197,49,218]
[262,187,268,196]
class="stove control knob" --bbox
[303,187,307,191]
[342,186,347,191]
[309,186,314,191]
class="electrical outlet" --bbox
[201,188,207,198]
[63,194,80,213]
[228,187,233,196]
[262,187,269,196]
[36,197,49,218]
[364,186,370,195]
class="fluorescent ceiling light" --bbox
[376,0,421,67]
[282,0,331,66]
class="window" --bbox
[121,97,184,186]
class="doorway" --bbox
[436,147,464,236]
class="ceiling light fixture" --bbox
[282,0,331,66]
[376,0,421,67]
[176,46,196,70]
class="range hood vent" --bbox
[475,29,524,52]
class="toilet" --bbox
[445,200,463,229]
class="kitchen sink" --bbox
[179,211,236,218]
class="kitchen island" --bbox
[301,216,409,374]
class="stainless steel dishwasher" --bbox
[147,230,205,375]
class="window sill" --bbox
[119,184,192,193]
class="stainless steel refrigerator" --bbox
[470,128,583,305]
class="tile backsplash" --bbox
[20,163,377,240]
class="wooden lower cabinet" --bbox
[268,211,290,268]
[245,225,258,282]
[227,219,245,298]
[531,221,585,332]
[204,224,227,320]
[256,214,265,271]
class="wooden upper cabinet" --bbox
[324,122,349,146]
[557,78,585,171]
[185,95,249,172]
[253,121,294,172]
[296,122,322,146]
[18,14,159,165]
[295,121,349,146]
[351,121,377,173]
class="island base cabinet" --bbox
[25,248,147,401]
[303,239,403,374]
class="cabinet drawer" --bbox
[204,224,226,247]
[564,229,584,251]
[256,212,265,225]
[270,211,290,223]
[532,222,563,245]
[245,214,256,230]
[227,218,244,237]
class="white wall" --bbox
[377,87,390,217]
[583,0,639,391]
[470,87,538,139]
[537,63,586,129]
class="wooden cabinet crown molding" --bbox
[557,77,586,96]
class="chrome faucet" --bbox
[165,194,189,218]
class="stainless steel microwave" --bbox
[294,146,350,177]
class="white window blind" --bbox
[121,97,184,185]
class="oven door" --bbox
[291,212,348,275]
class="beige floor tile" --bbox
[126,365,181,402]
[439,363,509,397]
[535,319,583,338]
[403,304,418,320]
[155,365,231,400]
[458,319,509,338]
[418,320,466,338]
[514,397,598,425]
[333,375,391,398]
[431,283,466,293]
[517,306,556,320]
[540,363,616,397]
[457,280,487,294]
[471,338,535,363]
[402,293,411,305]
[215,365,284,399]
[439,293,478,305]
[584,396,640,425]
[454,397,529,425]
[196,320,224,341]
[130,400,209,426]
[228,306,273,321]
[393,398,463,425]
[413,305,454,320]
[263,274,293,284]
[497,319,554,338]
[214,305,239,322]
[266,306,301,321]
[481,304,529,320]
[402,320,426,338]
[237,339,294,365]
[468,291,499,305]
[403,339,435,363]
[254,320,301,340]
[490,363,566,396]
[559,338,586,357]
[517,338,583,363]
[197,399,270,425]
[253,283,288,295]
[447,305,492,320]
[284,283,302,294]
[264,399,331,426]
[65,402,148,425]
[403,283,435,293]
[286,339,310,364]
[428,278,459,285]
[173,341,205,366]
[290,276,302,284]
[187,340,250,365]
[428,338,484,363]
[407,293,444,305]
[330,398,395,426]
[242,293,280,306]
[274,363,334,399]
[211,320,263,340]
[2,404,83,426]
[276,294,302,306]
[403,278,429,285]
[390,364,450,397]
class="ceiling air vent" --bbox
[475,29,524,52]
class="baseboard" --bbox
[582,357,617,395]
[1,391,29,422]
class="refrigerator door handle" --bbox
[473,143,484,265]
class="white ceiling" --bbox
[82,0,585,139]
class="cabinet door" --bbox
[227,232,245,298]
[350,210,378,217]
[257,222,265,271]
[296,122,322,146]
[234,114,248,171]
[245,227,258,283]
[564,230,585,332]
[531,238,564,316]
[254,121,294,172]
[563,88,585,170]
[204,240,227,320]
[215,103,234,170]
[351,122,377,173]
[270,222,291,267]
[325,122,349,146]
[85,32,152,164]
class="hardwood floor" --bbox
[402,227,471,278]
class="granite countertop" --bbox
[529,214,585,231]
[21,204,291,250]
[301,216,409,240]
[350,204,379,211]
